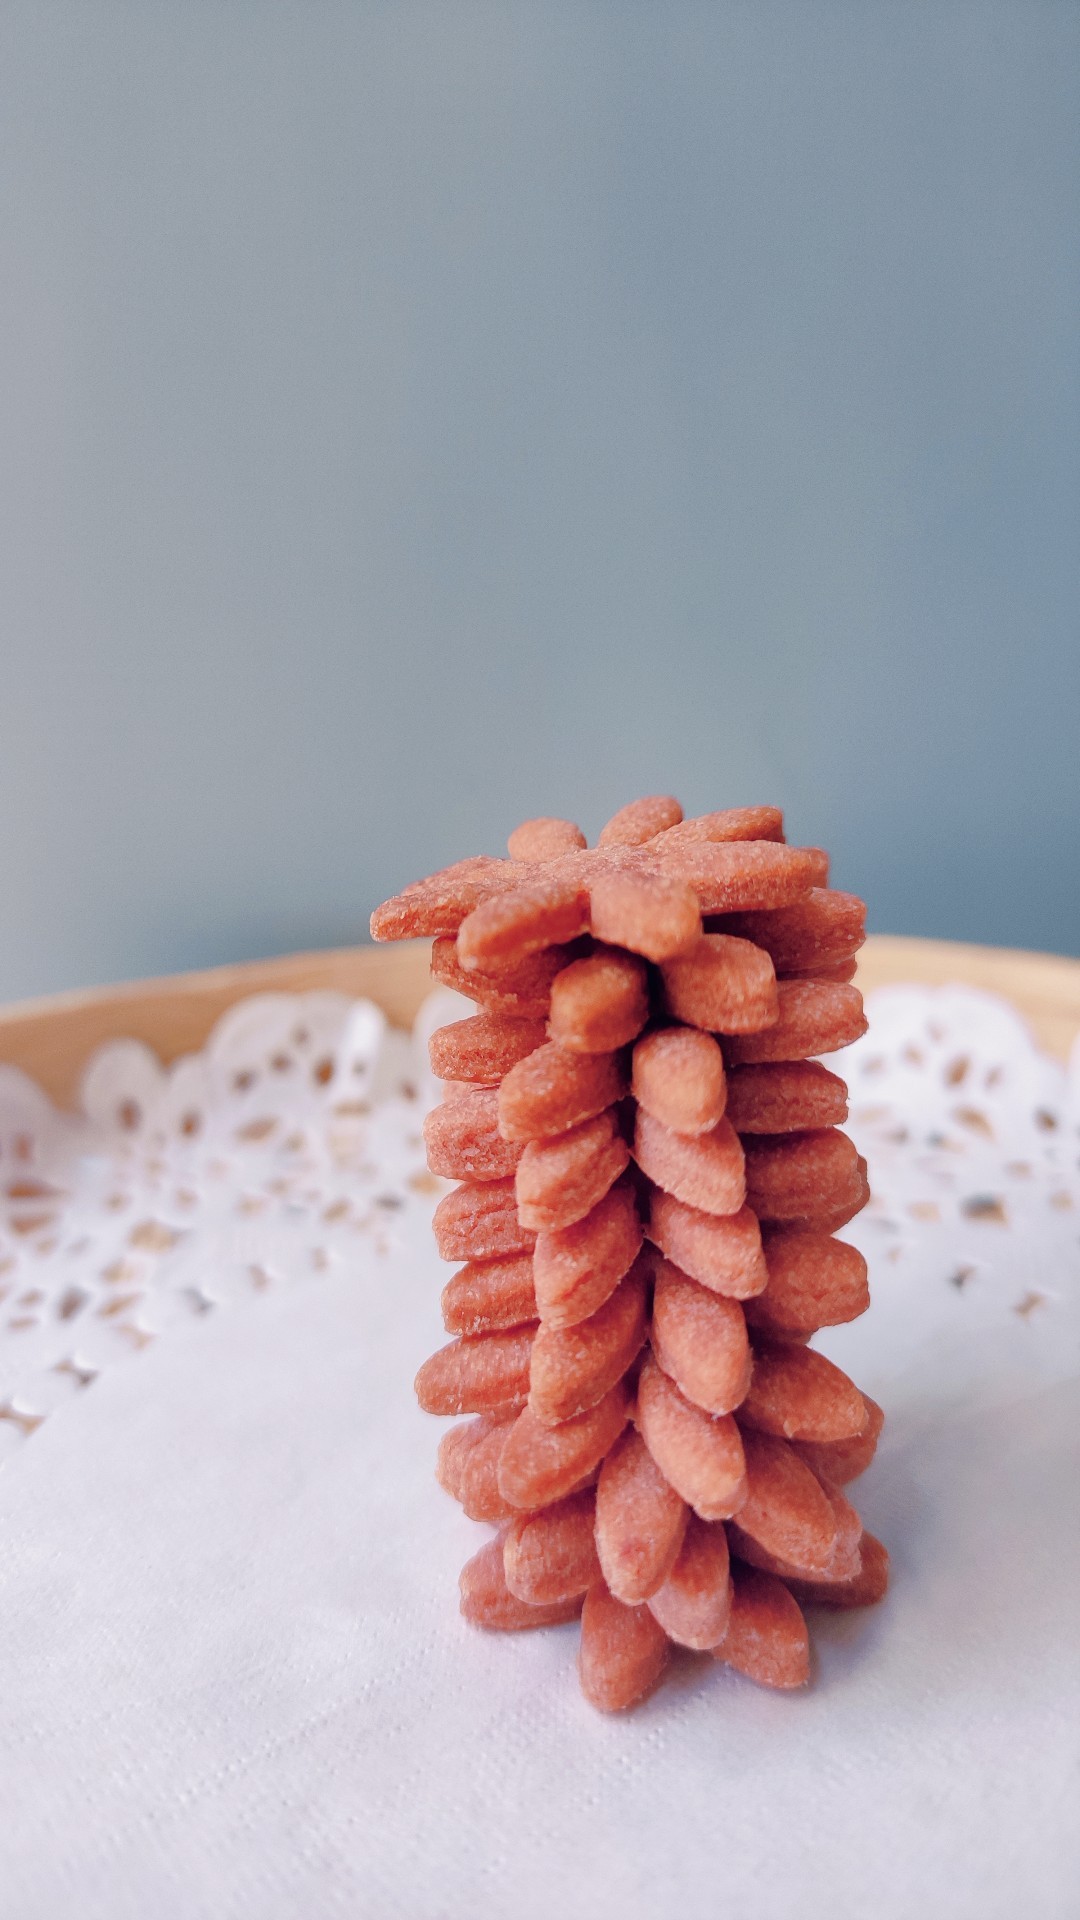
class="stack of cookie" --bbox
[372,798,887,1711]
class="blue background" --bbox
[1,2,1077,1000]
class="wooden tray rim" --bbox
[0,934,1077,1109]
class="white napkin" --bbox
[1,1199,1077,1918]
[1,984,1077,1918]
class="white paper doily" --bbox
[1,981,1076,1454]
[0,982,1077,1920]
[0,989,457,1456]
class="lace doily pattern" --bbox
[830,985,1080,1415]
[0,982,1076,1460]
[0,989,458,1460]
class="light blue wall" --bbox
[1,3,1077,1000]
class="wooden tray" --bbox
[0,935,1077,1109]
